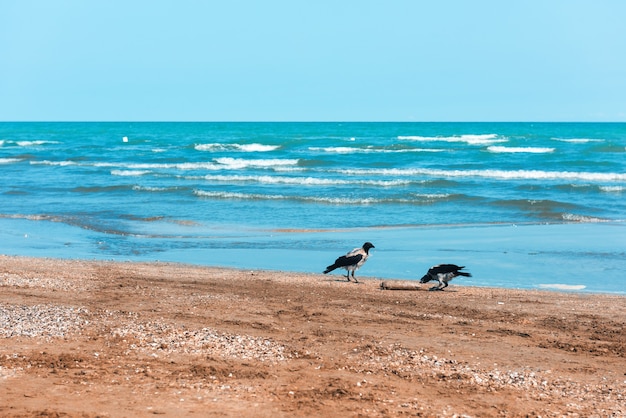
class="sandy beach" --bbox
[0,255,624,417]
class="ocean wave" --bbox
[0,212,130,235]
[600,185,625,193]
[308,146,444,154]
[30,160,77,166]
[0,213,56,221]
[195,143,280,152]
[335,167,626,182]
[214,157,299,169]
[552,138,604,143]
[30,160,222,171]
[537,284,586,291]
[41,159,294,171]
[15,140,59,147]
[73,185,134,193]
[136,162,222,170]
[398,134,506,145]
[197,174,414,187]
[0,158,22,164]
[411,193,452,201]
[94,161,224,170]
[495,198,579,212]
[111,170,151,176]
[193,190,450,205]
[487,146,555,154]
[132,185,180,192]
[561,213,609,223]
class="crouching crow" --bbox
[420,264,471,291]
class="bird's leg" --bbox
[345,272,351,282]
[430,278,445,291]
[352,271,359,283]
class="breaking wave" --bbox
[398,134,506,145]
[30,160,77,166]
[193,190,452,205]
[552,138,604,143]
[111,170,151,176]
[487,146,555,154]
[600,186,625,193]
[309,146,444,154]
[195,143,280,152]
[335,168,626,182]
[561,213,609,223]
[197,174,414,187]
[213,157,299,169]
[13,140,59,147]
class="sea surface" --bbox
[1,122,624,294]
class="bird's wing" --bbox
[333,254,363,268]
[428,264,460,274]
[346,247,363,257]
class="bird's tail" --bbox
[323,264,337,274]
[457,272,472,277]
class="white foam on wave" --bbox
[398,134,506,145]
[0,158,21,164]
[30,160,77,166]
[85,161,235,171]
[102,161,222,170]
[214,157,299,169]
[16,140,59,147]
[411,193,451,200]
[335,167,626,182]
[538,284,586,291]
[600,185,625,193]
[132,185,170,192]
[561,213,608,223]
[195,143,280,152]
[111,170,151,177]
[487,146,555,154]
[309,146,444,154]
[552,138,604,143]
[193,190,414,205]
[200,174,413,187]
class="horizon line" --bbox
[1,120,625,124]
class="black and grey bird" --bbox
[323,242,375,283]
[419,264,471,291]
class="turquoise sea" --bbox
[1,122,624,293]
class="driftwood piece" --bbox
[379,282,421,291]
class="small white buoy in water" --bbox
[122,136,128,143]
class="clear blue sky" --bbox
[1,1,625,121]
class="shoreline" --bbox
[1,255,624,417]
[2,220,625,295]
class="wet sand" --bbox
[1,255,624,417]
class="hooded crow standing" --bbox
[420,264,471,291]
[323,242,375,283]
